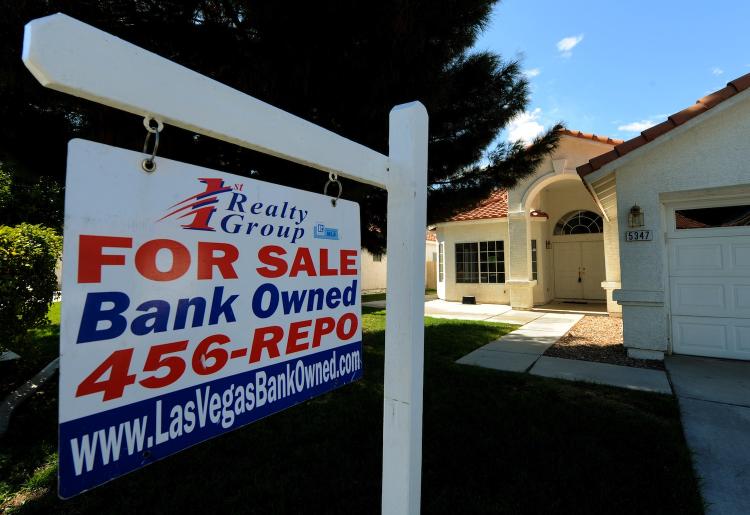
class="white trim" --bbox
[665,195,750,239]
[521,171,582,210]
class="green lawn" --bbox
[362,288,436,303]
[0,306,703,514]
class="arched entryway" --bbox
[552,210,606,300]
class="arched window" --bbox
[553,210,603,235]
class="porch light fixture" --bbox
[545,240,551,249]
[628,204,644,228]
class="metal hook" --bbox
[324,172,342,207]
[141,116,164,172]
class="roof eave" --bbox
[581,87,750,186]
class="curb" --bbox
[0,357,59,438]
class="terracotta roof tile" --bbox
[578,70,750,178]
[588,149,619,170]
[614,135,648,156]
[668,103,708,127]
[426,230,437,242]
[447,190,508,222]
[698,85,737,109]
[641,120,676,141]
[559,129,624,145]
[729,74,750,92]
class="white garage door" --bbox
[669,232,750,360]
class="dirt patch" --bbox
[544,316,664,370]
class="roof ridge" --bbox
[578,71,750,177]
[558,129,624,146]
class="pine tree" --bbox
[0,0,561,252]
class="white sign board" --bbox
[624,230,653,241]
[58,139,362,498]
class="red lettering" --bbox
[312,317,336,348]
[78,235,132,283]
[135,239,191,281]
[197,242,239,280]
[336,313,358,340]
[286,320,311,355]
[319,249,337,276]
[249,325,283,363]
[257,245,288,278]
[289,247,317,277]
[340,249,358,276]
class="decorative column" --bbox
[506,210,536,309]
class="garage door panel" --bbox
[669,240,724,274]
[731,243,750,270]
[671,280,726,316]
[737,326,750,354]
[669,231,750,360]
[672,317,729,356]
[735,285,750,314]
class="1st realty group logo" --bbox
[158,178,309,244]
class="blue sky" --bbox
[474,0,750,145]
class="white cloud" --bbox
[508,108,545,144]
[524,68,541,78]
[617,119,658,132]
[557,34,584,57]
[712,67,724,76]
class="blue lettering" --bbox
[252,283,278,319]
[209,286,239,325]
[174,297,207,330]
[325,287,342,309]
[281,289,306,314]
[220,213,244,234]
[77,291,130,343]
[131,300,170,335]
[227,192,247,212]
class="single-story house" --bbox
[434,129,625,316]
[578,71,750,361]
[436,71,750,362]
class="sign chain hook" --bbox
[141,116,164,172]
[324,171,342,207]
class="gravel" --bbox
[544,315,665,370]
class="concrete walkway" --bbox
[365,298,672,394]
[457,312,583,373]
[666,356,750,515]
[455,308,671,394]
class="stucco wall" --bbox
[361,249,388,290]
[436,220,510,304]
[361,239,439,291]
[613,93,750,354]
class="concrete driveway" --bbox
[666,356,750,515]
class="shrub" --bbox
[0,224,62,349]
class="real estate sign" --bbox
[58,139,363,498]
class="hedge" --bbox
[0,224,62,348]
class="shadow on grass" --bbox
[0,310,703,514]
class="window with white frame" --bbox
[531,239,538,280]
[455,241,504,283]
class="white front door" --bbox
[553,241,606,300]
[669,234,750,360]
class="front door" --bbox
[553,241,605,300]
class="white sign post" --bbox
[23,13,427,513]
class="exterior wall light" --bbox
[545,240,551,249]
[628,204,644,228]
